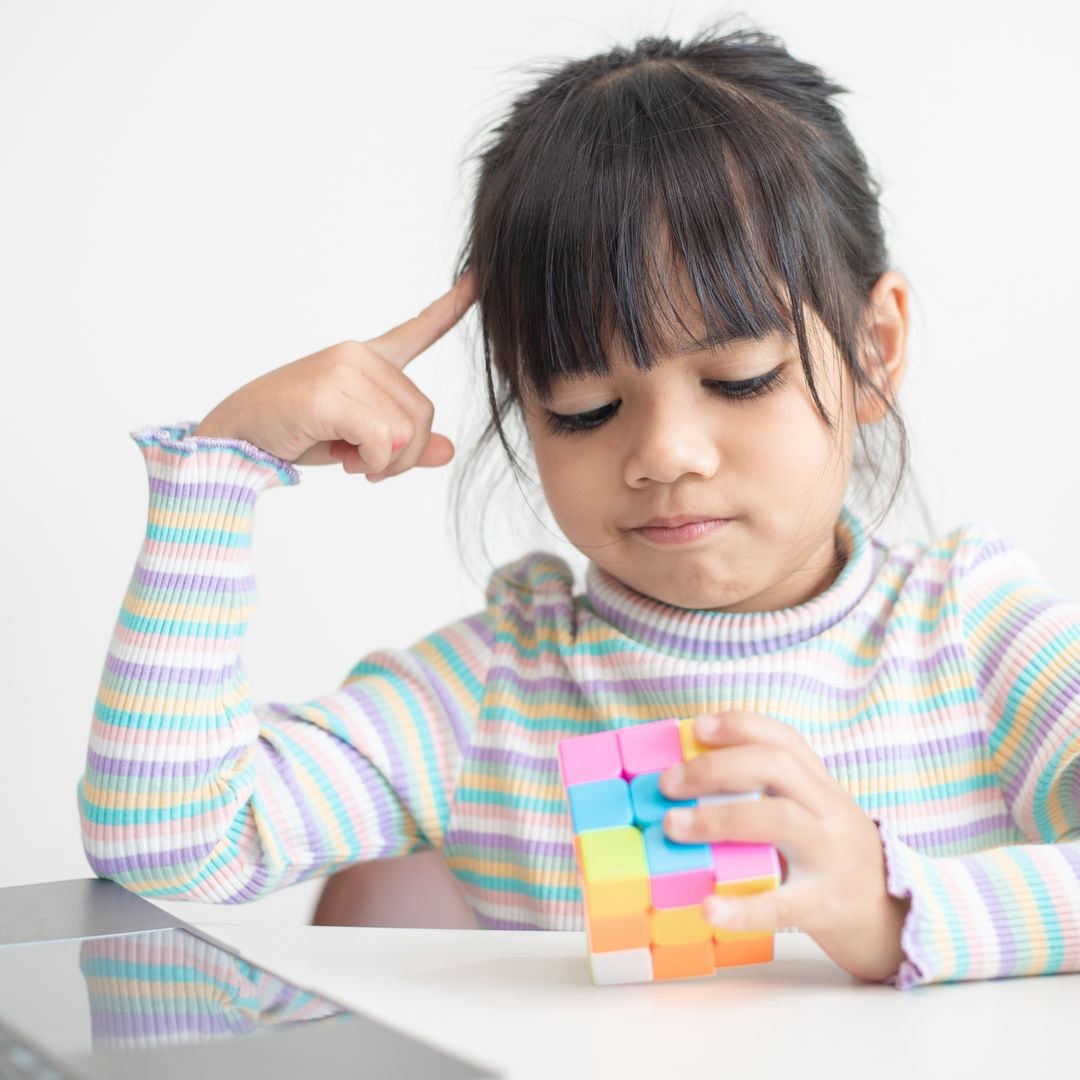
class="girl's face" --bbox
[519,303,863,613]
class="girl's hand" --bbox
[193,269,478,479]
[659,711,911,983]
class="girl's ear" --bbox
[855,270,909,425]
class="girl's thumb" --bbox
[415,432,455,468]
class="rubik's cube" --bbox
[558,716,781,985]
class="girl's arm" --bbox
[876,524,1080,989]
[77,423,492,903]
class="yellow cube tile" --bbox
[713,875,779,897]
[583,876,650,918]
[651,904,713,946]
[711,879,777,942]
[678,716,709,761]
[713,926,773,943]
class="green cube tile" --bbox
[578,826,648,881]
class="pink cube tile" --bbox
[558,730,623,787]
[711,841,782,884]
[616,719,683,778]
[650,868,715,909]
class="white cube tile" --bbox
[588,947,654,985]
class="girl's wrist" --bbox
[193,410,237,441]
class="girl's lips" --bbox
[632,518,731,545]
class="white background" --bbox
[2,0,1078,925]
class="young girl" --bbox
[79,23,1080,992]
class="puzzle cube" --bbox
[558,716,781,985]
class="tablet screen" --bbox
[0,925,350,1059]
[0,881,498,1079]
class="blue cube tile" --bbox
[629,771,696,827]
[642,822,713,876]
[567,777,634,833]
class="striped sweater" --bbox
[78,421,1080,991]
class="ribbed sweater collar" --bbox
[582,503,877,660]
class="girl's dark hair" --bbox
[449,19,922,589]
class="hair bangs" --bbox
[470,60,823,408]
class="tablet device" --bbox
[0,879,499,1079]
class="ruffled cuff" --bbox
[873,816,931,990]
[131,421,300,491]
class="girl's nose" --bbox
[623,402,720,486]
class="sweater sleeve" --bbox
[874,523,1080,989]
[77,421,493,903]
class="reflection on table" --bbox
[77,927,350,1052]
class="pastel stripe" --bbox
[77,420,1080,992]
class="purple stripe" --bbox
[488,643,972,702]
[85,747,243,780]
[584,594,851,658]
[224,863,275,902]
[464,611,496,649]
[896,812,1018,852]
[966,854,1018,974]
[445,828,573,860]
[264,699,412,845]
[1058,841,1080,882]
[463,719,989,779]
[133,566,257,593]
[148,475,259,506]
[91,1010,250,1040]
[819,728,990,773]
[329,687,411,792]
[1010,664,1080,812]
[1013,666,1080,781]
[260,737,332,857]
[476,912,553,930]
[968,594,1080,802]
[262,724,423,857]
[86,840,216,877]
[969,535,1013,572]
[105,652,243,686]
[421,660,474,754]
[968,590,1062,698]
[468,745,559,773]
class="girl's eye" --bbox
[543,366,787,436]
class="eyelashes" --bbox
[543,366,787,437]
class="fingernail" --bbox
[666,807,693,830]
[704,898,734,924]
[696,714,721,739]
[664,764,685,790]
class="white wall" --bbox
[3,0,1078,926]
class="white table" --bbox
[191,922,1080,1079]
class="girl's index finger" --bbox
[363,269,478,369]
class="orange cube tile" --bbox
[587,910,652,953]
[652,939,716,980]
[714,935,774,967]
